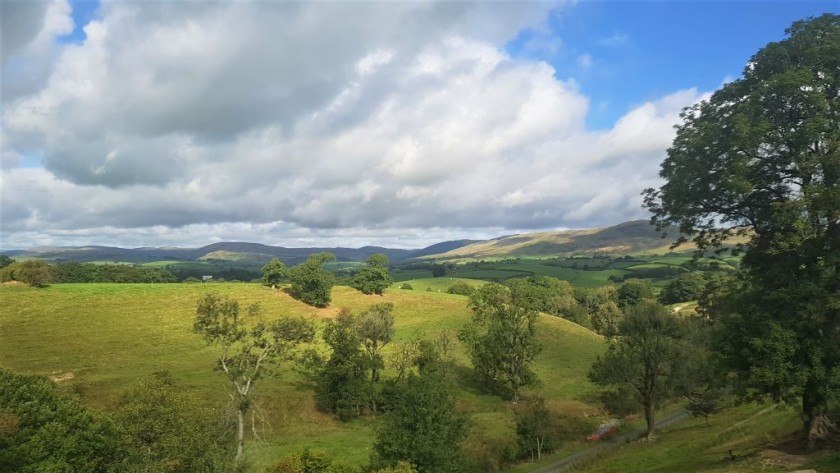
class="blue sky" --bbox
[508,1,836,129]
[2,1,838,248]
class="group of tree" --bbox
[640,13,840,449]
[0,368,234,473]
[309,302,470,471]
[0,259,176,286]
[261,252,393,308]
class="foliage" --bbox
[265,448,346,473]
[0,368,123,472]
[658,272,710,305]
[352,254,393,295]
[458,283,541,400]
[357,303,395,412]
[373,372,468,472]
[589,300,687,438]
[515,396,556,462]
[262,258,289,287]
[315,309,369,420]
[616,279,655,308]
[0,260,53,287]
[431,264,447,278]
[590,300,622,338]
[399,283,413,290]
[289,253,336,307]
[193,294,315,466]
[0,255,13,268]
[643,13,840,449]
[113,372,234,472]
[446,280,475,296]
[506,276,577,318]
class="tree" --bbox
[616,279,655,308]
[588,301,686,439]
[113,372,234,472]
[289,253,336,307]
[357,303,395,413]
[0,256,13,268]
[262,258,289,288]
[431,264,447,278]
[515,396,557,462]
[642,14,840,449]
[458,283,541,401]
[193,294,315,466]
[352,254,393,295]
[658,272,709,305]
[506,276,577,318]
[0,368,123,472]
[315,308,368,420]
[373,372,468,472]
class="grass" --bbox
[570,403,840,473]
[0,282,606,471]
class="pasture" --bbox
[0,282,606,470]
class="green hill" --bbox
[0,283,606,471]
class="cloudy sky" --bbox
[0,0,833,249]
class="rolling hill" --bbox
[419,220,686,260]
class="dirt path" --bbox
[528,409,691,473]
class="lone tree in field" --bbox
[643,14,840,450]
[458,283,541,401]
[261,258,288,288]
[589,300,686,439]
[193,294,315,466]
[289,252,336,307]
[352,253,393,295]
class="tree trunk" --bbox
[644,400,655,440]
[802,377,833,451]
[235,407,245,466]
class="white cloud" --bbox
[0,1,707,249]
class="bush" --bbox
[446,281,475,296]
[399,283,413,290]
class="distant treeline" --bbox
[0,259,175,284]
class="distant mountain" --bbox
[406,240,482,259]
[417,220,686,260]
[2,242,415,266]
[0,221,702,265]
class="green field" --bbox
[0,282,607,470]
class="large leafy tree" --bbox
[589,301,687,439]
[193,294,315,466]
[458,283,541,401]
[262,258,289,288]
[113,372,234,472]
[643,14,840,449]
[289,252,336,307]
[315,309,369,420]
[352,254,393,295]
[373,371,468,472]
[0,368,123,472]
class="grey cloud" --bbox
[1,1,49,61]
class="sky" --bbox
[1,1,836,250]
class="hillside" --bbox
[420,220,687,260]
[0,283,606,471]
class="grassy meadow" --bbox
[0,282,607,470]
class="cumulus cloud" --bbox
[1,1,706,248]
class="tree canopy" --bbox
[589,300,687,439]
[643,14,840,449]
[458,283,541,401]
[352,254,393,295]
[289,252,336,307]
